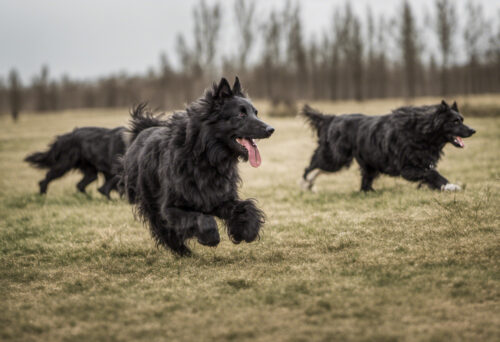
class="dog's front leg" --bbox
[162,207,220,248]
[215,200,265,244]
[401,167,449,190]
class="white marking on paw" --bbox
[301,169,322,192]
[306,169,322,182]
[441,183,461,192]
[300,178,312,191]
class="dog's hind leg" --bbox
[360,167,379,192]
[77,167,98,194]
[302,145,353,192]
[98,174,119,199]
[301,167,322,192]
[215,200,265,244]
[39,164,73,194]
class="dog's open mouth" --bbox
[236,138,261,167]
[452,136,465,148]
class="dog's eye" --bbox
[454,119,460,124]
[239,106,247,117]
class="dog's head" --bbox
[433,100,476,148]
[208,77,275,167]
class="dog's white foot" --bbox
[441,183,461,192]
[300,178,313,192]
[301,169,322,192]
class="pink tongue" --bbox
[456,136,465,147]
[238,138,261,167]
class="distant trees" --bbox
[463,0,488,94]
[0,78,6,116]
[333,4,364,101]
[435,0,456,95]
[33,65,50,111]
[234,0,256,70]
[398,1,420,99]
[2,0,500,115]
[193,0,222,76]
[8,69,22,121]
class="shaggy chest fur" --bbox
[138,125,240,214]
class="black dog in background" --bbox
[120,77,275,256]
[301,100,475,192]
[25,126,127,198]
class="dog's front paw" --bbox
[227,200,264,244]
[196,215,220,247]
[441,183,461,192]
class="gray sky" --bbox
[1,0,498,83]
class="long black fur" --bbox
[301,100,476,192]
[121,77,275,256]
[25,126,127,198]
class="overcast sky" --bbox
[1,0,498,83]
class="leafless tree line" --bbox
[1,0,499,120]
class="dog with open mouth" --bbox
[120,77,274,256]
[301,100,475,192]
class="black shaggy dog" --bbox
[121,77,275,256]
[301,100,475,192]
[25,126,127,198]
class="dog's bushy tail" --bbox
[128,103,165,142]
[301,104,333,136]
[24,133,75,169]
[24,151,53,168]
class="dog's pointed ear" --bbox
[451,101,458,111]
[215,78,233,99]
[232,76,243,96]
[438,100,449,112]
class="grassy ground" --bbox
[0,96,499,342]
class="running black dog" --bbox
[25,126,127,198]
[301,100,475,192]
[120,77,275,256]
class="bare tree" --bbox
[334,4,363,101]
[463,0,488,94]
[234,0,256,70]
[0,78,5,115]
[8,69,22,121]
[365,6,376,99]
[193,0,222,75]
[48,81,59,111]
[435,0,456,95]
[285,2,307,98]
[33,65,50,111]
[261,10,282,101]
[351,15,363,101]
[398,1,420,99]
[486,11,500,92]
[375,16,389,98]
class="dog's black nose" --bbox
[470,128,476,135]
[266,126,275,135]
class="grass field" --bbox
[1,96,499,341]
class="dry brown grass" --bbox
[0,96,499,341]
